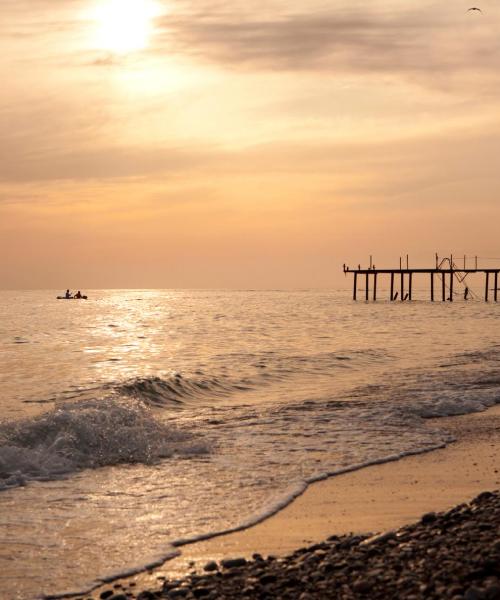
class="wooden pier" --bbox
[345,255,500,302]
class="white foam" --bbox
[41,549,181,599]
[167,442,447,551]
[0,398,210,489]
[409,390,500,419]
[39,440,451,599]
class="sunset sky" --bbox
[1,0,500,289]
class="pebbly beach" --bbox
[87,490,499,600]
[77,405,500,600]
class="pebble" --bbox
[422,514,439,527]
[137,592,157,600]
[485,582,500,599]
[259,574,277,585]
[85,491,500,600]
[167,588,189,598]
[192,587,212,598]
[220,557,247,569]
[464,586,486,600]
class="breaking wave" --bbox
[407,388,500,418]
[0,398,209,490]
[116,374,242,407]
[114,348,389,407]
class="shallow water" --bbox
[1,290,499,599]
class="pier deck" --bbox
[345,258,500,302]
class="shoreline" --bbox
[76,405,500,599]
[87,490,500,600]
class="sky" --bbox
[1,0,500,289]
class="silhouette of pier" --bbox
[344,254,500,302]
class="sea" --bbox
[1,289,499,599]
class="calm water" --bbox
[1,290,500,599]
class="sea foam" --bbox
[0,397,209,489]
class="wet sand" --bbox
[103,491,500,599]
[78,405,500,599]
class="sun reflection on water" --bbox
[86,291,177,382]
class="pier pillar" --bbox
[346,263,500,304]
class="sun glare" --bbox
[91,0,162,54]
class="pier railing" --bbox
[344,256,500,302]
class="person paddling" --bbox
[65,289,72,299]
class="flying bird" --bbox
[467,7,482,12]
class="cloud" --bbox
[2,111,500,193]
[0,141,215,183]
[0,0,82,38]
[155,3,500,87]
[0,190,45,207]
[1,0,499,185]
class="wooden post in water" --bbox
[345,258,500,303]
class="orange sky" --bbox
[1,0,499,289]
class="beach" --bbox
[79,404,500,600]
[3,290,500,599]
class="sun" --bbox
[91,0,162,54]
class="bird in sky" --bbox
[467,7,482,12]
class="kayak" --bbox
[56,296,88,300]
